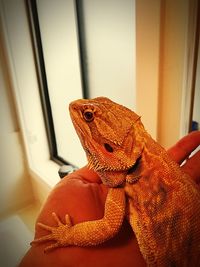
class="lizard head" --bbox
[69,97,145,186]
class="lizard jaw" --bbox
[87,152,141,187]
[87,152,134,172]
[99,171,127,188]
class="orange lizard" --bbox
[32,97,200,266]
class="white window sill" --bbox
[29,159,60,189]
[28,159,61,204]
[1,0,64,197]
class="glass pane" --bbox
[36,0,135,167]
[36,0,87,167]
[83,0,136,110]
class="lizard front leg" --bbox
[31,188,126,252]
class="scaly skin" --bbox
[32,97,200,266]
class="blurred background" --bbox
[0,0,199,266]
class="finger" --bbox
[52,212,63,226]
[65,214,72,226]
[37,222,53,231]
[44,243,60,253]
[181,149,200,184]
[167,131,200,164]
[31,234,53,244]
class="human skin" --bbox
[19,131,200,267]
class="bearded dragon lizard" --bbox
[32,97,200,266]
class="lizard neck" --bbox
[126,130,176,186]
[143,134,167,168]
[124,133,173,207]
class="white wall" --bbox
[83,0,135,110]
[0,24,34,216]
[157,0,193,147]
[136,0,195,147]
[136,0,160,139]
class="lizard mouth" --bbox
[126,156,141,174]
[101,176,125,188]
[87,150,140,172]
[87,155,141,188]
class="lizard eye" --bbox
[83,110,94,122]
[104,143,114,153]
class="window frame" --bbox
[0,0,61,189]
[26,0,89,165]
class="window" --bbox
[3,0,195,190]
[26,0,87,167]
[26,0,135,167]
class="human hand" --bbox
[19,131,200,267]
[167,131,200,185]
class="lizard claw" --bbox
[43,242,61,253]
[30,232,53,245]
[51,212,72,227]
[65,214,72,226]
[31,212,73,250]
